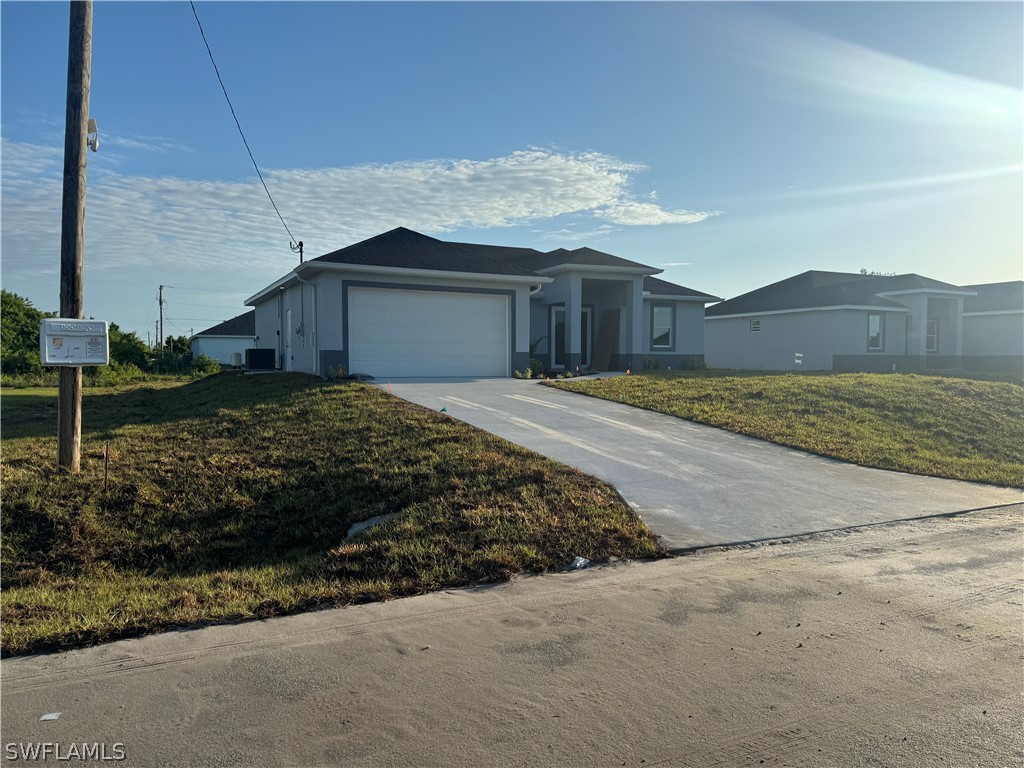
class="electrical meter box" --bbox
[40,319,109,366]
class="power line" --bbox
[188,1,299,250]
[167,301,247,309]
[171,286,253,294]
[166,316,230,323]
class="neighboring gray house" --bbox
[704,271,979,372]
[189,311,256,364]
[962,281,1024,373]
[244,227,720,378]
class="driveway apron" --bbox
[383,378,1022,550]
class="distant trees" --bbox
[1,292,218,381]
[1,291,53,374]
[859,268,897,277]
[109,324,150,369]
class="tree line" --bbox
[1,290,218,380]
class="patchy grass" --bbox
[550,372,1024,487]
[1,373,663,656]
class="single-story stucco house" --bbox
[704,270,989,372]
[189,311,256,365]
[961,281,1024,374]
[244,227,721,378]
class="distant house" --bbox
[189,311,256,365]
[704,271,981,372]
[962,281,1024,373]
[244,227,720,378]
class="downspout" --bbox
[295,274,318,376]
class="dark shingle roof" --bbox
[644,276,721,301]
[448,242,655,272]
[550,246,653,271]
[706,271,921,317]
[962,281,1023,313]
[311,227,537,277]
[446,241,554,272]
[193,310,255,337]
[853,274,972,294]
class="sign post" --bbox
[57,0,93,473]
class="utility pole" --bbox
[155,321,159,351]
[57,0,93,473]
[158,284,171,352]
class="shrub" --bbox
[190,354,221,378]
[87,361,146,386]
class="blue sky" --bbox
[2,1,1021,341]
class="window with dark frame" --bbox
[652,305,673,349]
[867,313,884,350]
[926,319,939,353]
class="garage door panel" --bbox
[348,288,509,378]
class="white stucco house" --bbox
[962,281,1024,374]
[704,271,985,372]
[244,227,720,378]
[189,311,256,365]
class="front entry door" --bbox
[551,306,566,369]
[550,306,593,370]
[580,307,592,369]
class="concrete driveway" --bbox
[384,377,1022,550]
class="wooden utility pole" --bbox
[57,0,93,473]
[159,284,170,352]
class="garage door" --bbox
[348,287,509,378]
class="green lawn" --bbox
[550,372,1024,487]
[1,373,662,656]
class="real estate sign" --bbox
[39,318,109,366]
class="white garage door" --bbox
[348,287,509,378]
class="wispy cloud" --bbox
[780,164,1023,201]
[597,200,719,226]
[727,9,1022,129]
[532,224,621,242]
[0,143,715,280]
[659,262,692,267]
[103,133,196,154]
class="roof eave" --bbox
[963,309,1024,317]
[305,264,552,286]
[245,272,301,306]
[536,264,661,276]
[706,304,912,320]
[645,293,723,303]
[876,288,977,297]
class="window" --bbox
[867,314,884,350]
[749,319,761,333]
[652,305,673,349]
[926,320,939,353]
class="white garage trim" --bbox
[347,286,510,378]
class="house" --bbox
[704,271,981,372]
[189,311,256,365]
[962,281,1024,373]
[244,227,720,378]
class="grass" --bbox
[1,373,663,656]
[549,371,1024,487]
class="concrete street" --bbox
[384,377,1022,550]
[3,507,1021,767]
